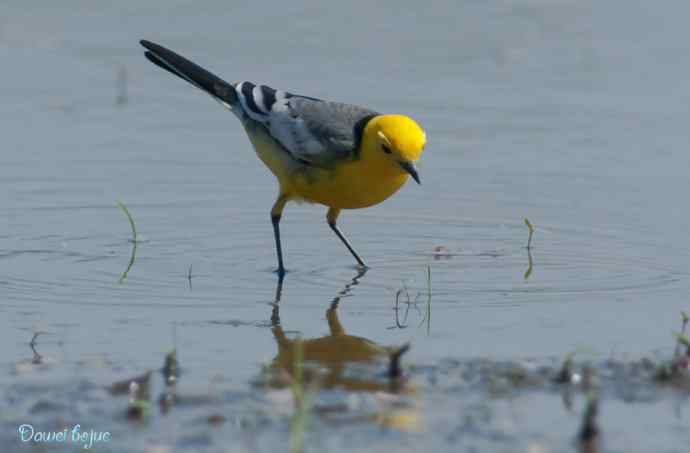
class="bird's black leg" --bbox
[271,195,288,276]
[270,272,284,326]
[327,208,368,269]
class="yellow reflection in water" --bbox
[265,270,420,431]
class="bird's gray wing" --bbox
[235,82,379,167]
[282,96,379,164]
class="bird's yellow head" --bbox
[363,114,426,184]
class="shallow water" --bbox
[2,0,690,451]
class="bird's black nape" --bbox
[352,114,378,158]
[140,40,238,107]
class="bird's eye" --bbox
[382,144,392,154]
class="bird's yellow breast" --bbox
[290,159,409,209]
[245,122,410,210]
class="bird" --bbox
[140,40,426,275]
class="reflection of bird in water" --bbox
[270,270,397,391]
[265,271,419,429]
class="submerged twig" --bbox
[656,331,690,382]
[577,394,600,453]
[390,282,421,330]
[115,64,128,107]
[425,265,432,335]
[674,311,689,358]
[116,201,138,242]
[415,266,433,334]
[163,349,178,385]
[392,289,411,329]
[159,349,179,413]
[117,201,138,283]
[555,352,575,384]
[524,246,534,280]
[118,241,137,284]
[524,217,535,249]
[675,333,690,360]
[29,332,47,365]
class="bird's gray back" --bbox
[234,81,379,167]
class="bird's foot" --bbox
[274,267,287,279]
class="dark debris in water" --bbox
[162,349,178,385]
[5,347,690,452]
[206,414,226,426]
[109,370,152,396]
[578,394,600,451]
[7,310,690,452]
[415,355,687,399]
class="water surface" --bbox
[2,1,690,451]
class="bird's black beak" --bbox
[399,161,420,184]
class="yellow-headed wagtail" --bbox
[140,40,426,275]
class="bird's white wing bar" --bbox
[235,81,326,163]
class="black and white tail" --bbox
[140,40,304,123]
[140,40,239,110]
